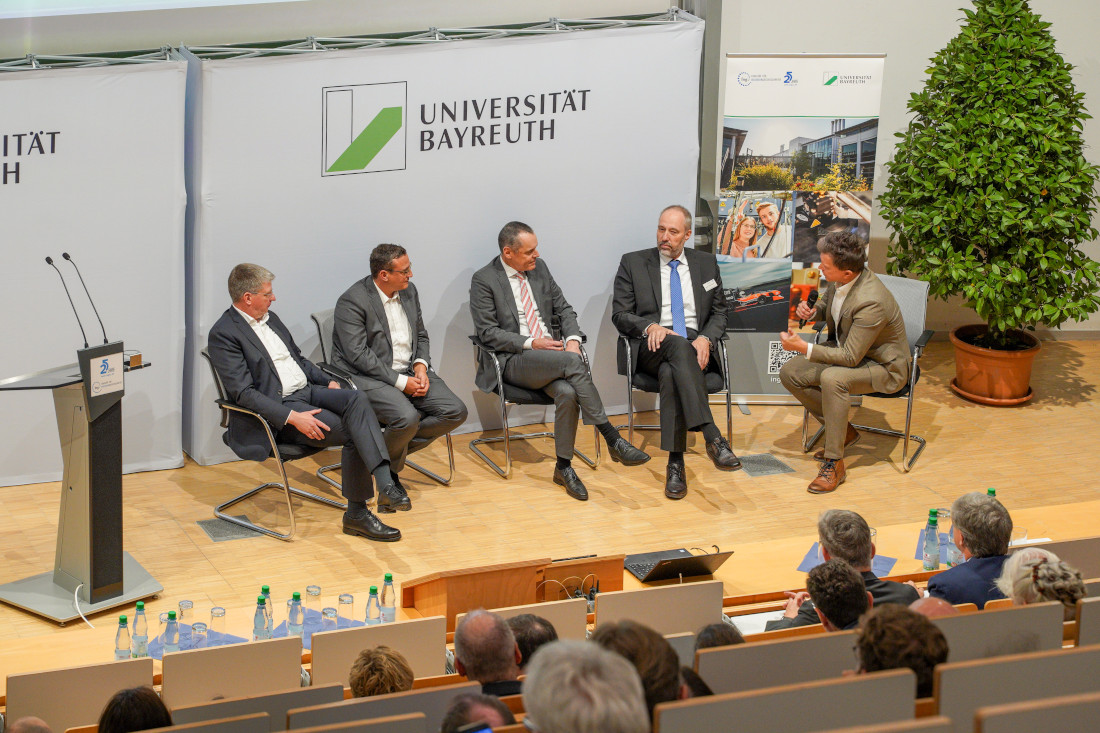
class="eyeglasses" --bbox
[388,267,412,276]
[249,289,274,300]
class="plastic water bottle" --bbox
[365,586,382,625]
[131,601,149,658]
[380,574,396,623]
[261,585,274,634]
[115,615,131,660]
[254,596,271,641]
[163,611,180,654]
[287,592,304,639]
[922,510,940,571]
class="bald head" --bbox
[910,596,958,619]
[9,718,52,733]
[453,609,521,683]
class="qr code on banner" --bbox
[767,341,798,374]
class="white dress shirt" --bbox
[233,305,308,397]
[500,257,581,349]
[373,283,427,392]
[806,271,861,359]
[649,251,698,335]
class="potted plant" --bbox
[879,0,1100,405]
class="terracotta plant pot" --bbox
[949,324,1041,405]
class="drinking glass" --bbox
[321,607,338,633]
[191,622,208,649]
[210,606,227,645]
[337,593,355,627]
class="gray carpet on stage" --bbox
[738,454,796,477]
[197,515,263,542]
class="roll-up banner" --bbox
[719,55,885,399]
[0,60,188,487]
[183,17,705,464]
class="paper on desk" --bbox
[798,542,897,576]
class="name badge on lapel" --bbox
[703,279,718,292]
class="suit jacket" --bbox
[764,570,921,631]
[809,269,909,393]
[331,278,431,391]
[207,307,332,461]
[469,256,583,393]
[927,555,1010,610]
[611,247,727,375]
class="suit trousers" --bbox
[276,385,388,502]
[362,371,468,473]
[779,356,886,459]
[502,349,608,461]
[636,334,715,452]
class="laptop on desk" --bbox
[624,548,733,583]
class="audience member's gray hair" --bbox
[995,548,1086,609]
[522,640,650,733]
[818,509,874,568]
[453,609,517,683]
[228,263,275,302]
[951,492,1013,557]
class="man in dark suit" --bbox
[470,221,650,501]
[766,509,919,630]
[331,244,468,507]
[611,204,741,499]
[207,263,400,542]
[927,492,1012,609]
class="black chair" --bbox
[801,275,933,472]
[468,335,601,478]
[310,309,456,486]
[615,333,734,445]
[200,348,346,541]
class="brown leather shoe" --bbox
[814,424,860,461]
[808,458,846,494]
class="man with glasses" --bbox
[208,263,400,542]
[332,244,468,510]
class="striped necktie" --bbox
[515,273,544,339]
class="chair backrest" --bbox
[311,310,336,364]
[974,690,1100,733]
[665,632,696,668]
[876,274,930,353]
[653,668,916,733]
[1086,578,1100,598]
[287,681,480,730]
[6,657,154,732]
[161,637,304,709]
[594,580,724,636]
[146,713,269,733]
[1076,596,1100,646]
[200,347,230,427]
[1020,536,1100,579]
[934,644,1100,733]
[290,712,427,733]
[930,602,1064,663]
[171,684,345,730]
[454,598,588,642]
[310,615,447,686]
[695,630,857,695]
[808,718,953,733]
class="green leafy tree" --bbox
[879,0,1100,349]
[791,151,814,180]
[736,162,793,190]
[793,163,870,192]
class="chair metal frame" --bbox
[310,311,456,487]
[468,335,601,479]
[615,333,734,445]
[200,349,346,542]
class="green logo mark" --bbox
[326,106,403,173]
[824,75,838,86]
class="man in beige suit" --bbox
[779,231,908,493]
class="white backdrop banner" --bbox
[0,60,188,487]
[183,18,704,464]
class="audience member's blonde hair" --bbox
[349,645,414,698]
[995,548,1086,614]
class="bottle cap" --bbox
[119,615,127,623]
[385,573,393,582]
[168,611,176,620]
[370,585,378,594]
[257,596,266,605]
[987,488,996,496]
[136,601,144,610]
[293,591,301,600]
[929,508,938,517]
[262,585,270,593]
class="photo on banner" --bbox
[718,259,791,333]
[715,191,793,259]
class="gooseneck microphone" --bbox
[798,289,820,329]
[46,256,89,348]
[62,252,108,345]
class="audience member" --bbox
[856,605,949,698]
[453,609,522,696]
[767,509,918,630]
[440,693,516,733]
[909,596,959,619]
[805,559,871,631]
[927,492,1013,608]
[348,645,414,698]
[522,640,649,733]
[507,613,558,671]
[679,666,714,697]
[995,547,1086,619]
[7,718,52,733]
[98,686,172,733]
[590,619,686,720]
[694,621,745,650]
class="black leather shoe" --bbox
[665,462,687,500]
[553,466,589,501]
[705,436,743,471]
[342,509,401,542]
[376,480,411,513]
[606,436,651,466]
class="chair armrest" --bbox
[915,329,934,349]
[317,362,355,389]
[469,334,506,396]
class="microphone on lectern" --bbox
[46,256,89,348]
[62,252,109,344]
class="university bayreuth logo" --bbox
[322,81,406,176]
[823,71,839,86]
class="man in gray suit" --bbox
[331,244,468,509]
[469,221,650,501]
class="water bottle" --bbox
[131,601,149,658]
[254,596,271,641]
[261,585,274,634]
[114,615,131,660]
[922,510,940,571]
[287,592,304,639]
[164,611,180,654]
[380,574,396,623]
[365,586,382,625]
